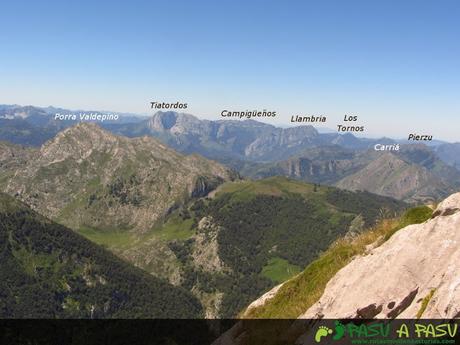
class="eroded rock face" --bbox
[300,192,460,319]
[0,142,35,183]
[431,194,460,218]
[244,283,285,315]
[1,123,235,233]
[336,153,451,202]
[192,216,228,274]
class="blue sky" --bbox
[1,0,459,141]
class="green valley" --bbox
[113,177,406,317]
[0,193,203,318]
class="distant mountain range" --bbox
[1,104,460,202]
[0,104,145,146]
[243,144,460,202]
[106,111,391,161]
[435,142,460,168]
[0,104,438,158]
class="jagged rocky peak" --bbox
[40,122,119,159]
[39,121,198,164]
[3,122,235,233]
[300,192,460,319]
[148,111,204,132]
[149,111,179,130]
[243,125,319,159]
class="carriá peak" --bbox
[335,147,459,202]
[247,144,460,202]
[2,122,237,234]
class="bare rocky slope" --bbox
[0,123,236,233]
[301,192,460,319]
[0,141,36,185]
[335,152,452,202]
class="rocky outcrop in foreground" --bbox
[301,192,460,319]
[213,192,460,345]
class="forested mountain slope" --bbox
[118,177,406,317]
[0,193,203,318]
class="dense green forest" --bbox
[165,178,407,317]
[0,193,203,318]
[0,177,408,319]
[324,189,405,226]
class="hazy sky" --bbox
[1,0,459,141]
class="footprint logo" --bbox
[333,320,346,341]
[315,326,333,343]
